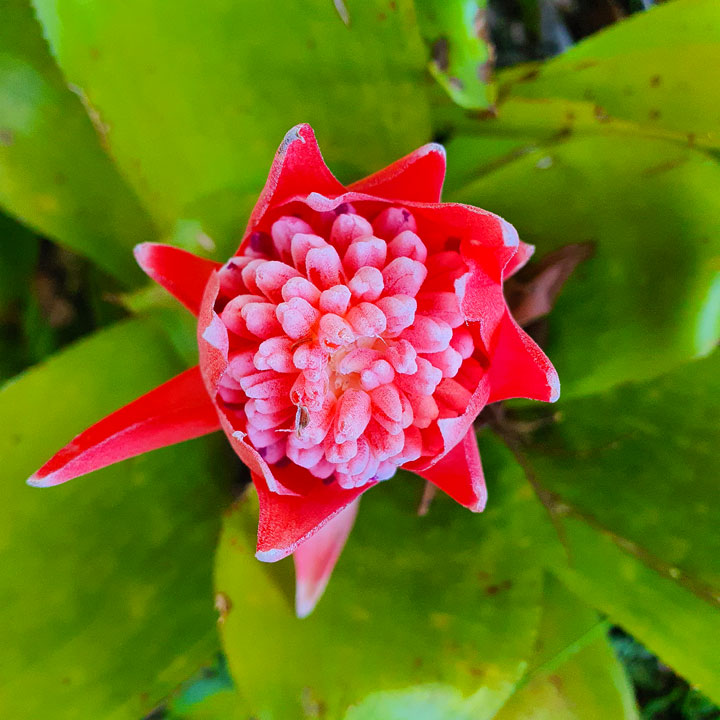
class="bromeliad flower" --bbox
[28,125,559,616]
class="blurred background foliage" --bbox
[0,0,718,718]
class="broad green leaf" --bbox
[500,0,720,147]
[551,518,720,706]
[447,133,720,396]
[0,318,232,719]
[415,0,495,110]
[0,0,157,284]
[506,350,720,702]
[31,0,433,258]
[216,435,558,720]
[124,286,200,368]
[441,96,704,191]
[495,576,638,720]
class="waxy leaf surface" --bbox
[495,577,637,720]
[500,0,720,147]
[31,0,433,259]
[0,318,232,719]
[507,350,720,703]
[448,134,720,396]
[216,435,558,720]
[0,0,156,283]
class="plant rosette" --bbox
[29,124,559,616]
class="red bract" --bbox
[28,125,558,616]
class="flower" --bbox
[28,125,559,616]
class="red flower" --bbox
[29,125,558,616]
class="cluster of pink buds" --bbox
[215,203,479,491]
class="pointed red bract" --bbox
[349,143,446,203]
[504,240,535,279]
[487,311,560,404]
[293,499,359,617]
[244,124,346,235]
[254,472,372,562]
[134,243,221,316]
[28,366,221,487]
[415,429,487,512]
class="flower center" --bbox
[213,203,481,488]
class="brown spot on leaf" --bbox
[575,59,599,70]
[431,37,450,73]
[485,579,513,595]
[650,74,662,87]
[449,77,464,92]
[593,104,610,122]
[642,157,688,177]
[0,128,14,146]
[648,108,661,120]
[301,687,327,718]
[214,592,232,624]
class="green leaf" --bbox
[0,0,158,284]
[31,0,433,259]
[415,0,495,110]
[504,349,720,703]
[495,576,638,720]
[499,0,720,147]
[0,318,232,719]
[551,519,720,707]
[447,132,720,396]
[215,435,558,720]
